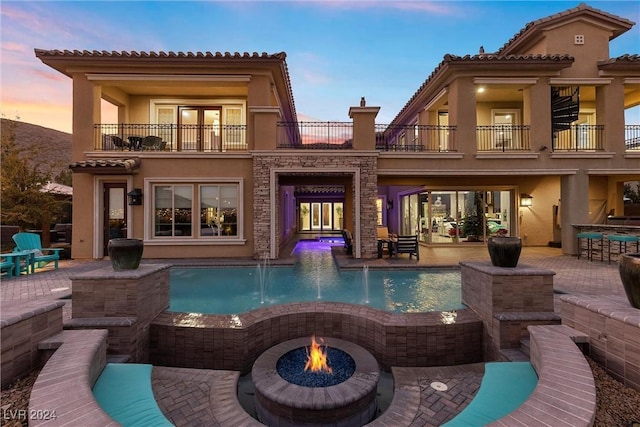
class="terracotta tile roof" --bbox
[598,54,640,70]
[391,54,574,126]
[34,49,297,123]
[496,3,635,55]
[34,49,287,60]
[69,158,141,174]
[389,3,635,126]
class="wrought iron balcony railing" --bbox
[375,124,457,152]
[93,122,632,153]
[277,121,354,149]
[625,125,640,150]
[552,124,604,151]
[476,125,531,152]
[95,124,248,152]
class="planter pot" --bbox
[619,253,640,309]
[487,237,522,268]
[107,238,143,271]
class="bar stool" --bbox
[608,234,640,264]
[577,232,604,261]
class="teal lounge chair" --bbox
[1,257,15,277]
[12,232,63,271]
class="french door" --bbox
[103,183,127,256]
[299,202,344,231]
[178,107,221,151]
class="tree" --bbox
[624,182,640,203]
[1,120,64,231]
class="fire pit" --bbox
[252,337,379,426]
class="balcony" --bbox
[552,124,604,151]
[277,121,353,149]
[95,124,248,152]
[375,124,457,152]
[476,125,531,152]
[93,122,633,153]
[626,125,640,150]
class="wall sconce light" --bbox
[127,188,143,206]
[520,193,533,207]
[387,199,393,210]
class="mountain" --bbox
[1,119,72,177]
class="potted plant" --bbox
[619,253,640,308]
[487,235,522,268]
[107,238,144,271]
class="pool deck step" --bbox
[107,354,131,363]
[499,348,529,362]
[521,338,531,356]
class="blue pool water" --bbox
[169,240,464,314]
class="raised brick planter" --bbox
[0,300,65,388]
[29,329,115,426]
[558,293,640,391]
[460,261,556,360]
[490,325,596,426]
[150,302,483,372]
[69,264,170,362]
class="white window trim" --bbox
[143,177,245,245]
[93,175,134,259]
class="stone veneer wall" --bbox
[253,153,379,259]
[0,300,65,388]
[558,293,640,391]
[150,303,483,373]
[460,261,556,360]
[68,264,170,362]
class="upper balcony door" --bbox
[178,106,221,151]
[492,110,520,149]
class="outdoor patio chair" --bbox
[12,232,63,271]
[342,229,353,255]
[393,235,420,260]
[1,256,15,277]
[103,135,128,150]
[141,136,164,150]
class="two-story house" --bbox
[35,3,639,261]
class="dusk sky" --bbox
[1,1,639,133]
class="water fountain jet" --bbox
[257,252,270,304]
[363,265,370,304]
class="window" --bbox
[152,182,241,239]
[154,185,193,237]
[200,185,238,237]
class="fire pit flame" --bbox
[304,335,332,374]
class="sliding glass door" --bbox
[400,189,514,244]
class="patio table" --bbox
[128,136,143,151]
[1,251,34,276]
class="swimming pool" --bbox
[169,240,464,314]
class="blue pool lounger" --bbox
[93,363,173,427]
[442,361,538,427]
